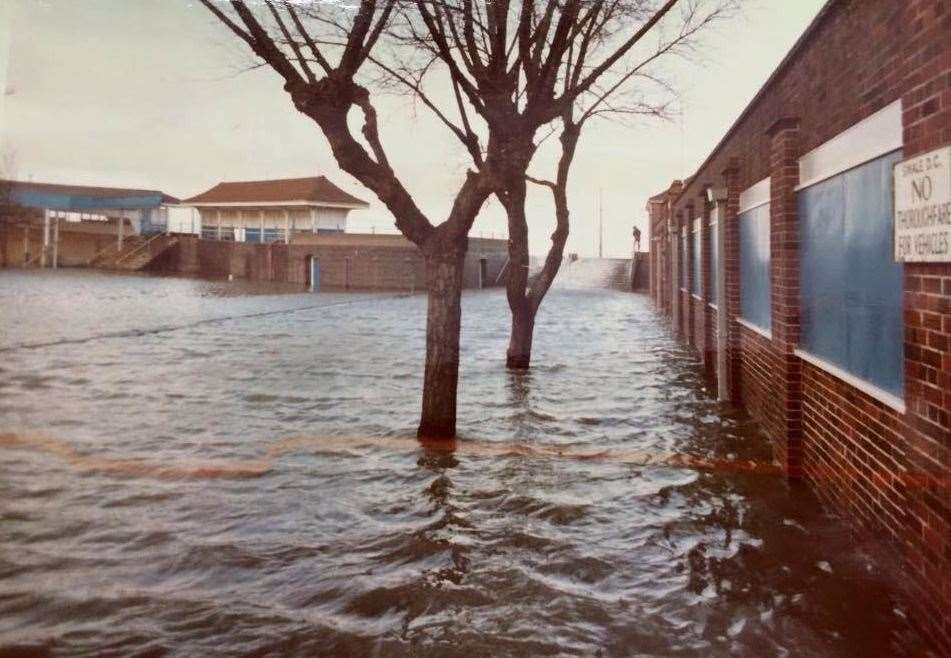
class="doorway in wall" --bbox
[304,255,319,291]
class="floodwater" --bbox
[0,269,933,657]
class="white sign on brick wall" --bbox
[894,145,951,262]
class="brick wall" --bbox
[800,362,908,545]
[723,161,743,402]
[766,118,803,477]
[649,0,950,651]
[691,296,705,362]
[150,235,507,291]
[897,0,951,649]
[0,222,115,267]
[737,326,780,433]
[680,289,691,340]
[1,226,509,292]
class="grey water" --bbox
[0,269,931,656]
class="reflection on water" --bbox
[0,270,932,657]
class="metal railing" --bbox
[347,224,507,240]
[115,234,164,265]
[87,240,124,266]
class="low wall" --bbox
[1,223,509,291]
[0,222,118,267]
[148,234,508,291]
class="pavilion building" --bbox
[183,176,369,243]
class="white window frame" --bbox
[739,177,770,214]
[708,216,718,310]
[794,348,905,413]
[796,100,902,191]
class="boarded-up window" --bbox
[680,231,687,289]
[739,203,771,332]
[798,150,904,398]
[691,219,702,296]
[709,220,719,305]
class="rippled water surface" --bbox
[0,269,931,656]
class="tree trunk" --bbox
[501,167,534,370]
[501,125,578,371]
[506,300,536,369]
[417,248,466,439]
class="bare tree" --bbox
[198,0,731,438]
[199,0,506,438]
[508,1,730,367]
[378,0,732,368]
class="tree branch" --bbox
[284,2,334,75]
[228,0,304,85]
[265,0,315,82]
[568,0,680,104]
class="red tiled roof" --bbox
[184,176,369,207]
[1,179,179,204]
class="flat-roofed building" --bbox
[0,179,180,268]
[2,179,179,235]
[183,176,369,243]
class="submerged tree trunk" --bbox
[502,169,534,370]
[503,123,579,370]
[506,300,536,369]
[418,246,466,438]
[302,87,491,439]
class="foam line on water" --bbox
[0,293,408,354]
[0,431,787,482]
[3,431,946,492]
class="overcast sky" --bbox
[0,0,825,257]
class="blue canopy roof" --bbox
[4,180,179,211]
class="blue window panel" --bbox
[691,227,702,296]
[262,228,283,243]
[680,232,687,288]
[739,203,771,332]
[245,228,261,243]
[203,226,234,240]
[798,150,904,398]
[800,178,847,361]
[710,222,719,304]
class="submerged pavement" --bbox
[0,269,931,656]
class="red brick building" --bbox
[648,0,950,651]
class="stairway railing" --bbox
[87,241,122,266]
[114,234,162,266]
[23,251,43,267]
